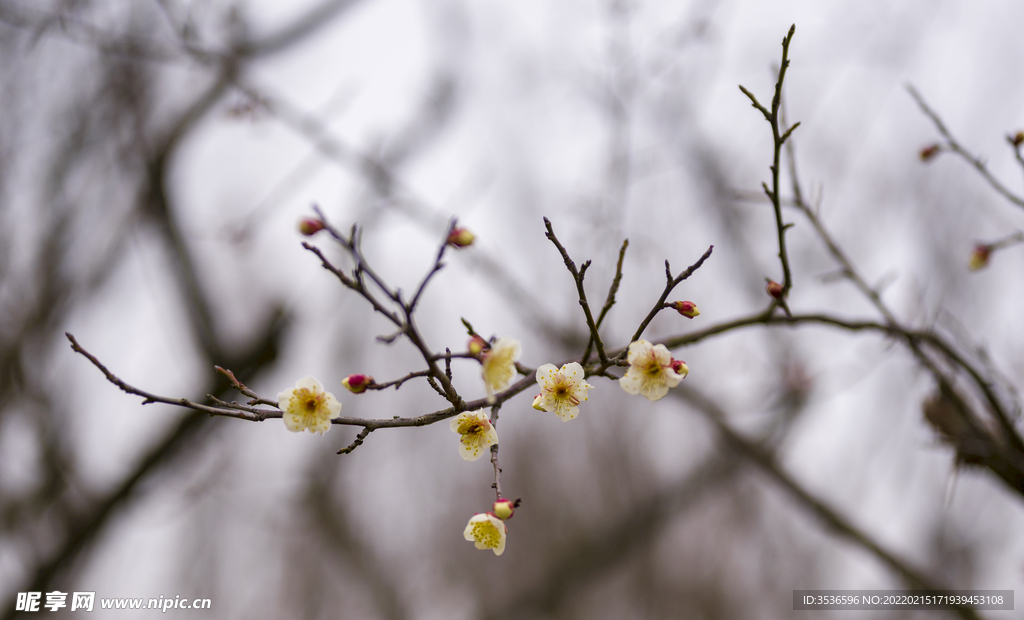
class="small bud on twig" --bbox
[919,144,941,162]
[492,498,517,520]
[342,374,374,393]
[968,244,991,271]
[447,227,476,248]
[669,300,700,318]
[298,218,325,236]
[766,280,784,299]
[1011,131,1024,147]
[468,335,488,358]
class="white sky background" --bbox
[3,0,1024,617]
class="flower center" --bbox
[472,522,500,547]
[463,422,483,437]
[293,388,323,415]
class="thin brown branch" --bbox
[337,428,373,455]
[369,370,433,391]
[408,219,456,313]
[67,333,277,422]
[738,24,798,298]
[544,217,608,365]
[618,244,714,356]
[214,365,277,406]
[583,238,629,365]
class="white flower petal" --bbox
[535,363,558,384]
[295,375,322,391]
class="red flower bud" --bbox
[766,280,784,299]
[298,218,325,236]
[671,359,689,378]
[341,374,373,394]
[669,301,700,318]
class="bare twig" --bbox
[583,238,629,365]
[369,370,433,391]
[409,219,456,313]
[337,427,373,455]
[68,333,277,422]
[215,365,278,406]
[544,217,609,366]
[738,24,799,299]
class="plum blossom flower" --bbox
[278,376,342,434]
[531,362,593,421]
[449,411,498,461]
[464,512,507,555]
[481,337,520,403]
[618,340,685,401]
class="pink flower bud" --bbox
[669,301,700,318]
[341,374,373,394]
[298,218,325,236]
[919,144,941,162]
[492,498,517,521]
[968,244,991,271]
[671,359,689,378]
[766,280,784,299]
[447,227,475,248]
[468,335,488,358]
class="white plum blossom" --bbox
[618,340,685,401]
[531,362,593,421]
[481,337,521,403]
[278,376,343,434]
[449,411,498,461]
[464,512,507,555]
